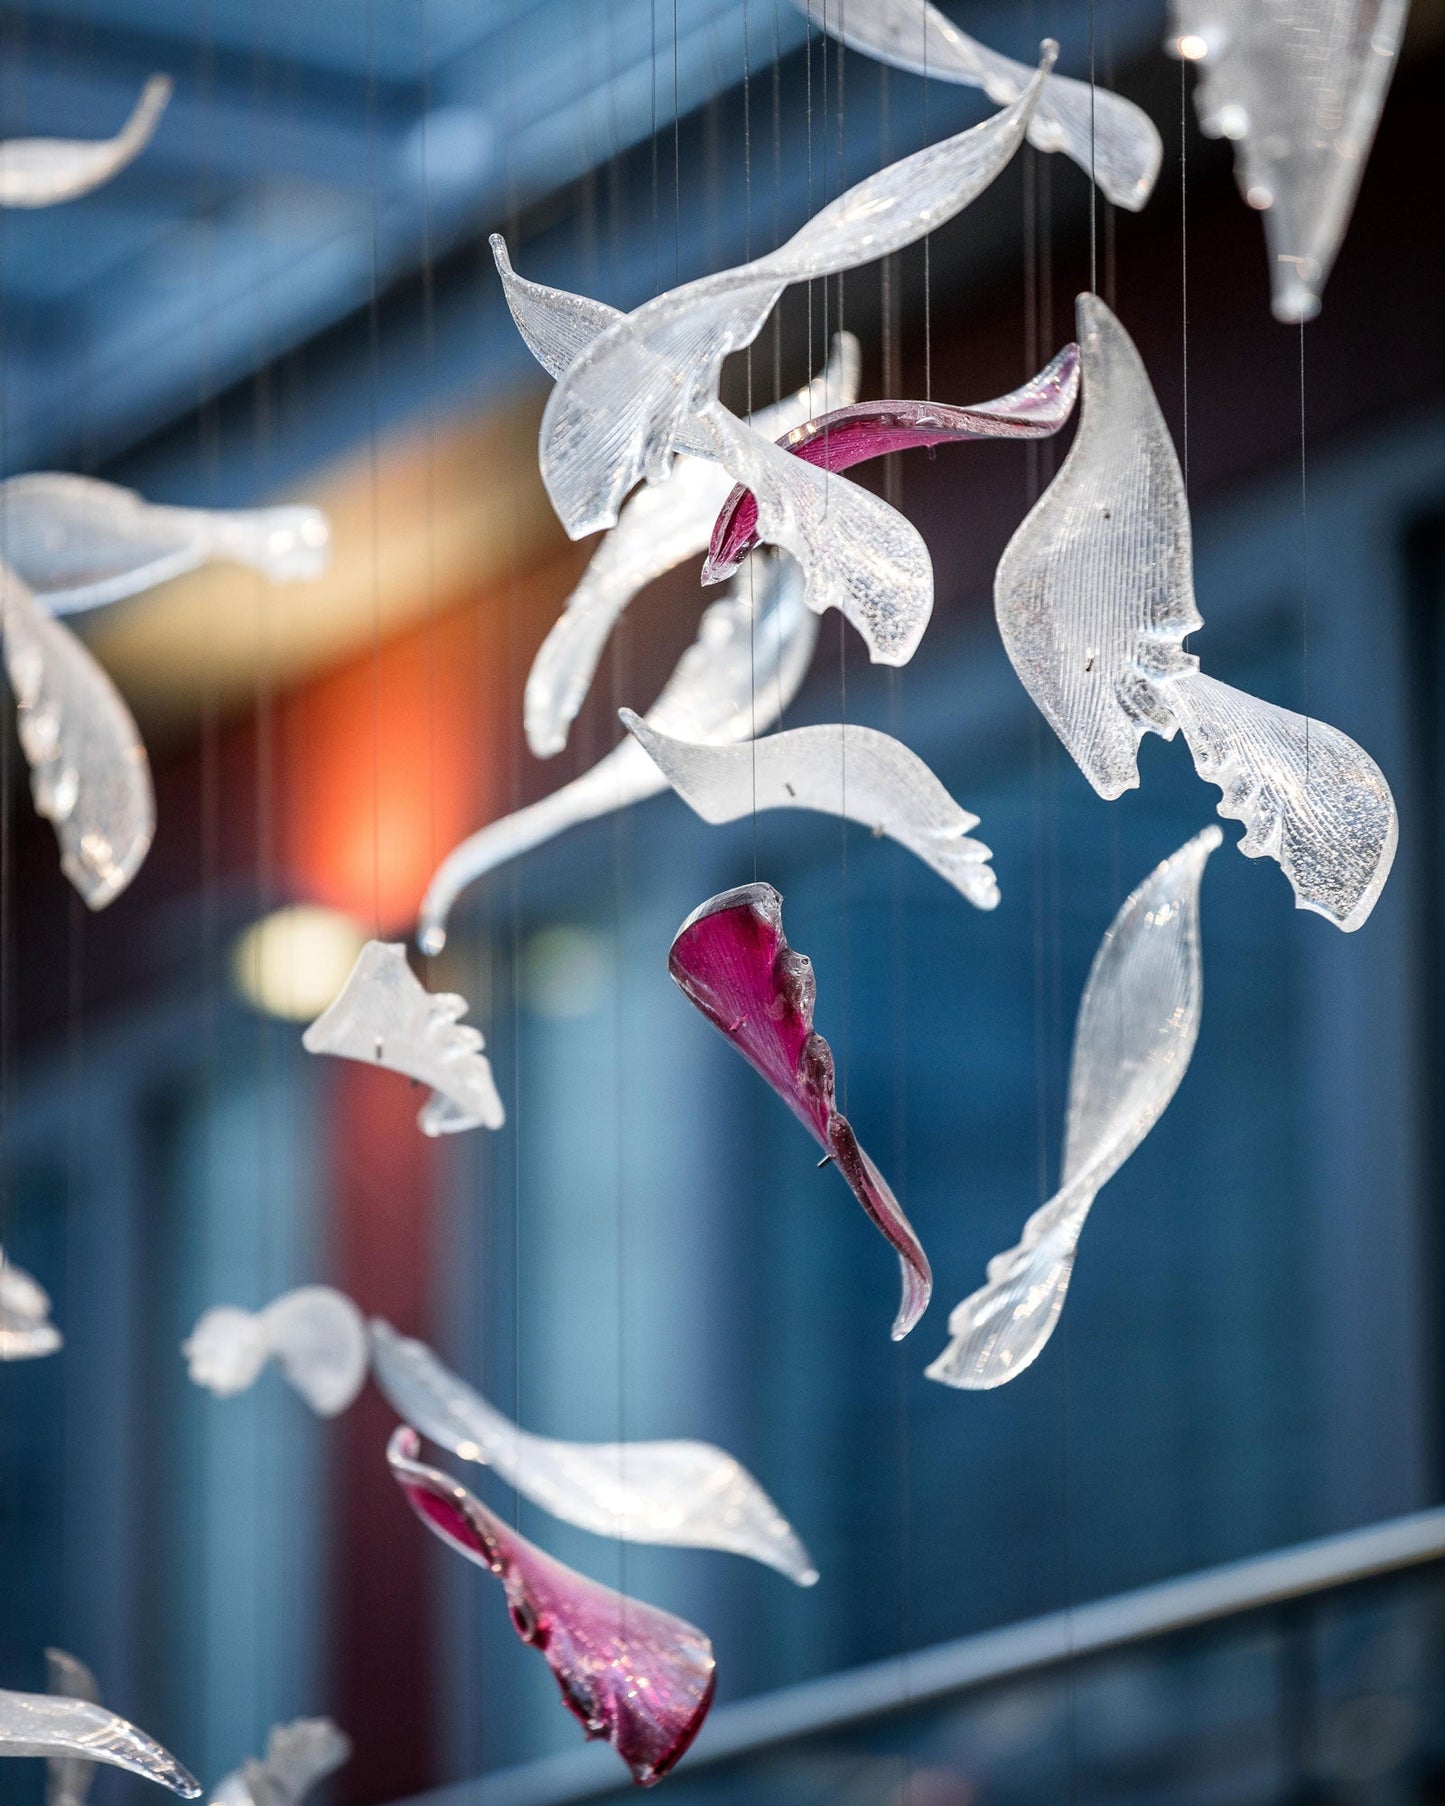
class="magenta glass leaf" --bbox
[706,344,1080,577]
[387,1428,715,1787]
[668,883,930,1339]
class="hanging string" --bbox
[1300,326,1310,783]
[363,2,384,948]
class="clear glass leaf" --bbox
[388,1428,716,1787]
[928,827,1219,1389]
[623,713,999,910]
[791,0,1161,209]
[44,1653,99,1806]
[0,77,172,208]
[0,1689,200,1797]
[183,1287,369,1418]
[210,1721,351,1806]
[370,1320,817,1585]
[0,1250,62,1361]
[302,942,504,1134]
[669,882,931,1339]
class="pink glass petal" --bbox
[387,1428,715,1787]
[668,883,930,1339]
[706,344,1080,578]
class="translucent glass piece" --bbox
[210,1721,351,1806]
[1169,0,1409,322]
[302,941,504,1134]
[0,1688,200,1797]
[44,1653,99,1806]
[0,77,172,208]
[623,714,999,910]
[0,475,330,616]
[928,827,1219,1390]
[669,882,930,1339]
[536,48,1055,539]
[183,1286,369,1417]
[370,1319,817,1584]
[0,566,154,909]
[388,1428,715,1786]
[707,345,1080,574]
[0,1250,62,1360]
[792,0,1161,209]
[994,294,1395,928]
[417,551,817,954]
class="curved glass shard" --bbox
[0,77,172,208]
[0,1251,62,1360]
[0,1689,200,1797]
[491,236,627,380]
[623,713,999,910]
[183,1286,369,1417]
[995,294,1395,927]
[521,332,858,759]
[210,1721,351,1806]
[45,1653,99,1806]
[792,0,1161,209]
[537,48,1055,538]
[0,475,330,616]
[669,882,931,1338]
[928,827,1219,1390]
[0,566,154,909]
[708,345,1080,573]
[302,942,504,1134]
[1169,0,1409,322]
[388,1428,716,1786]
[370,1320,817,1584]
[417,551,817,954]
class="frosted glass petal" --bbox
[210,1721,351,1806]
[622,713,999,910]
[370,1321,816,1584]
[927,827,1218,1389]
[1169,0,1408,322]
[537,49,1054,538]
[708,345,1080,572]
[388,1428,715,1786]
[183,1287,369,1418]
[0,1251,62,1360]
[44,1653,98,1806]
[792,0,1161,209]
[0,1690,199,1797]
[417,551,817,954]
[302,942,504,1134]
[0,76,171,208]
[0,475,330,616]
[0,566,154,909]
[669,882,930,1338]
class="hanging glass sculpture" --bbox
[0,1251,61,1360]
[0,76,172,208]
[183,1287,369,1417]
[0,1682,200,1796]
[209,1720,351,1806]
[43,1653,99,1806]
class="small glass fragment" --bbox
[0,76,172,208]
[209,1721,351,1806]
[44,1653,98,1806]
[623,714,999,910]
[0,1686,200,1797]
[669,883,931,1339]
[417,551,816,954]
[0,1250,61,1360]
[370,1320,817,1584]
[994,295,1396,929]
[707,345,1080,574]
[792,0,1161,209]
[1168,0,1409,321]
[0,475,330,615]
[0,564,153,909]
[183,1287,369,1417]
[302,942,504,1134]
[388,1427,716,1787]
[535,48,1055,539]
[928,827,1220,1390]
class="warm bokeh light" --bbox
[232,903,367,1021]
[1175,32,1209,60]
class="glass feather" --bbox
[0,1689,200,1797]
[209,1721,351,1806]
[44,1653,99,1806]
[0,76,171,207]
[0,1250,61,1360]
[183,1286,369,1418]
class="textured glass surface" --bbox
[0,76,171,208]
[792,0,1161,209]
[0,1250,61,1360]
[183,1286,369,1418]
[535,48,1054,538]
[0,565,154,909]
[388,1428,716,1787]
[622,712,999,910]
[43,1653,98,1806]
[370,1320,816,1584]
[707,344,1079,573]
[0,475,330,616]
[209,1720,351,1806]
[995,294,1396,930]
[301,941,505,1134]
[418,552,816,954]
[928,827,1219,1390]
[669,882,931,1339]
[1170,0,1409,321]
[0,1688,200,1796]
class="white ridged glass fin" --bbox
[0,77,171,207]
[183,1287,369,1417]
[0,1251,62,1361]
[0,1689,200,1797]
[209,1720,352,1806]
